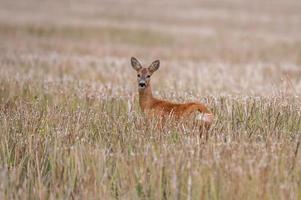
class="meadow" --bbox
[0,0,301,199]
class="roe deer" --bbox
[131,57,214,130]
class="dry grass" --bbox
[0,0,301,199]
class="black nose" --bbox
[139,83,146,87]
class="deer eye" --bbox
[137,74,140,78]
[146,75,151,78]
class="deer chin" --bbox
[138,85,146,91]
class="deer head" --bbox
[131,57,160,90]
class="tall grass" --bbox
[1,0,301,199]
[0,72,300,199]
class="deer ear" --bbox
[149,60,160,73]
[131,57,142,71]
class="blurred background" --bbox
[1,0,301,96]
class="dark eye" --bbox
[137,74,140,78]
[146,75,151,78]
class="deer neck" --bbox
[139,84,155,112]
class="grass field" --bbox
[0,0,301,199]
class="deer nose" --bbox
[139,82,146,87]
